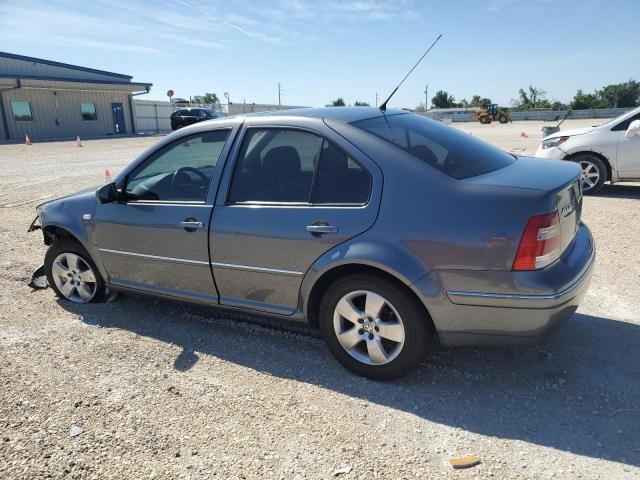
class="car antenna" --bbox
[379,34,443,113]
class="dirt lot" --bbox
[1,120,639,479]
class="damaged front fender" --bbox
[27,214,41,232]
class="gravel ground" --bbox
[1,121,639,479]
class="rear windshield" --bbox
[351,113,515,179]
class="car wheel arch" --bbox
[42,224,82,247]
[303,263,437,341]
[564,151,612,181]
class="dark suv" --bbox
[170,108,219,130]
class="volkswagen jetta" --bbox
[31,108,595,380]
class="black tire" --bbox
[479,115,489,124]
[498,114,508,124]
[319,274,432,380]
[44,239,107,303]
[571,154,606,195]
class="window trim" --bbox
[80,102,98,122]
[225,126,372,207]
[11,100,34,122]
[122,128,232,206]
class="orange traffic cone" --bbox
[25,134,32,145]
[104,169,112,183]
[76,135,83,147]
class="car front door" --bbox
[210,119,382,315]
[614,112,640,179]
[94,129,235,302]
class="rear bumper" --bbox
[416,223,595,346]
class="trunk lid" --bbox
[467,156,583,267]
[465,156,580,192]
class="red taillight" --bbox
[513,211,561,271]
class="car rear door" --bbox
[210,117,382,315]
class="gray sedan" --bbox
[31,108,595,380]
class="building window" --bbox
[80,103,97,121]
[11,101,33,122]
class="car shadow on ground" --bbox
[59,295,640,468]
[595,183,640,199]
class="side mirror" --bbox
[626,119,640,138]
[97,183,118,204]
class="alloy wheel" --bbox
[333,290,405,366]
[51,252,97,303]
[579,160,600,191]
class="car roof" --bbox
[246,106,406,124]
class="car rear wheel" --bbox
[572,154,606,195]
[319,275,432,380]
[45,239,106,303]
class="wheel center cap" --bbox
[363,321,375,334]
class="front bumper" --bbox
[416,223,595,346]
[534,145,566,160]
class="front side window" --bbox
[352,113,515,179]
[125,130,230,202]
[11,101,33,121]
[80,103,97,121]
[228,128,372,204]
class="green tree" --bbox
[192,92,219,105]
[598,80,640,108]
[570,81,640,109]
[354,101,370,106]
[470,95,492,108]
[570,89,599,109]
[518,84,547,109]
[328,97,346,107]
[431,90,456,108]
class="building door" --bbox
[111,102,126,134]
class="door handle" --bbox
[306,224,338,234]
[180,219,204,231]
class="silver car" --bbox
[31,108,595,380]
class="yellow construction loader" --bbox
[475,104,512,124]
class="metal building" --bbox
[0,52,152,142]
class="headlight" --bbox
[541,136,569,150]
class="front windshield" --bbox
[595,106,640,128]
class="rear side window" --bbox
[352,113,515,179]
[229,129,322,203]
[313,141,371,204]
[228,128,371,204]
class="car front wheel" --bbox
[572,154,606,195]
[319,275,432,380]
[45,239,106,303]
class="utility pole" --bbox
[278,82,282,106]
[424,84,428,111]
[375,92,378,106]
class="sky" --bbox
[1,0,639,109]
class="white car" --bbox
[535,107,640,194]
